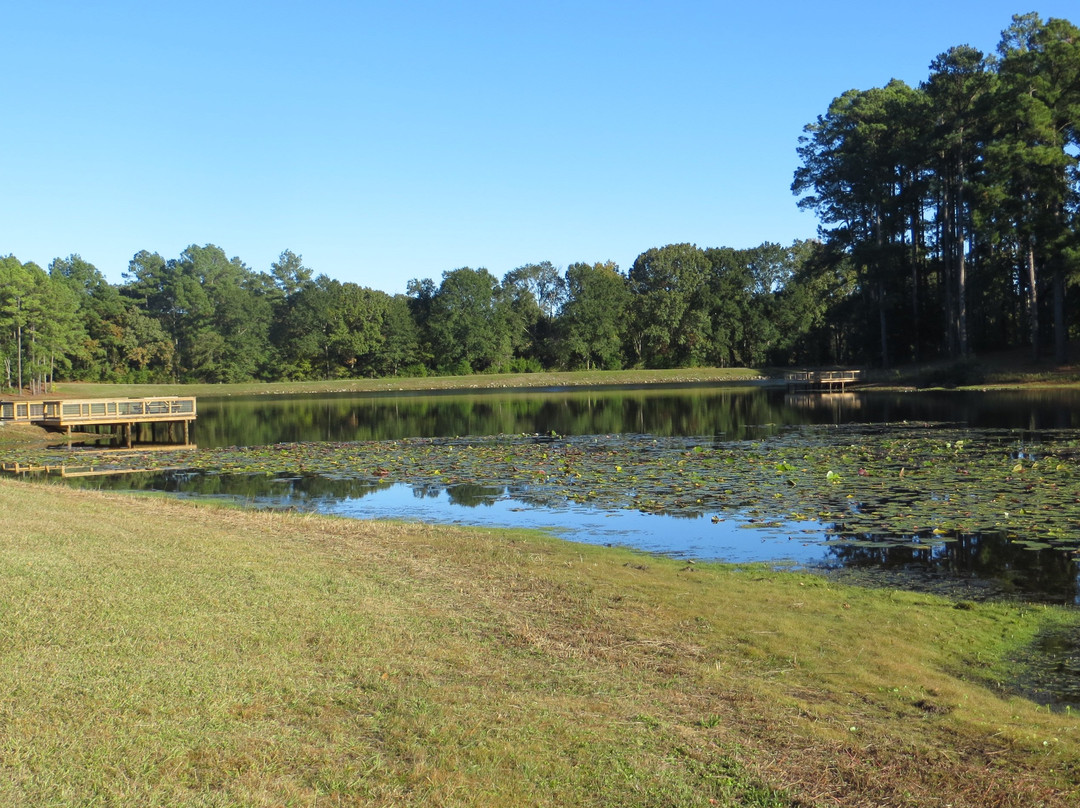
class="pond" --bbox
[20,383,1079,611]
[190,383,1080,448]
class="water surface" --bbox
[190,384,1080,447]
[52,384,1080,606]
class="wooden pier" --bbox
[0,396,197,447]
[784,370,862,393]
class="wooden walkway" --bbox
[0,396,197,447]
[784,370,862,393]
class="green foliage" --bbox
[374,294,421,377]
[703,244,793,367]
[427,267,511,374]
[501,261,564,367]
[559,261,629,370]
[0,238,827,384]
[1,255,89,393]
[628,244,712,367]
[794,12,1080,366]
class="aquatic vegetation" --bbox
[6,423,1080,556]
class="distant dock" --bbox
[0,396,197,447]
[784,370,862,393]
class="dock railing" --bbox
[1,396,197,447]
[1,396,196,426]
[0,401,45,422]
[44,396,197,425]
[784,370,862,392]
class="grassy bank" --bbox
[0,422,101,449]
[48,367,769,400]
[0,422,59,446]
[1,479,1077,806]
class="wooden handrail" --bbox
[0,396,197,424]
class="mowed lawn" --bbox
[1,479,1077,807]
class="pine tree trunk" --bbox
[1026,242,1039,362]
[908,225,920,363]
[1054,266,1067,364]
[940,184,957,358]
[955,159,968,357]
[878,281,889,369]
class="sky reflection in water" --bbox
[310,482,829,565]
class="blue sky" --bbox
[3,1,1076,294]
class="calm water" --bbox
[63,383,1080,609]
[190,384,1080,448]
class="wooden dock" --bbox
[784,370,862,393]
[0,396,197,447]
[0,462,155,478]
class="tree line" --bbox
[3,13,1077,391]
[793,12,1080,367]
[1,241,822,388]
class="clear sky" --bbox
[3,1,1076,294]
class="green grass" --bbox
[48,367,769,399]
[1,479,1078,806]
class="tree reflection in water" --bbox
[820,529,1079,605]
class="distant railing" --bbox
[0,401,31,422]
[784,370,861,391]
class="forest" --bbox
[1,12,1078,390]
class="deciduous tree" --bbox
[558,261,628,370]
